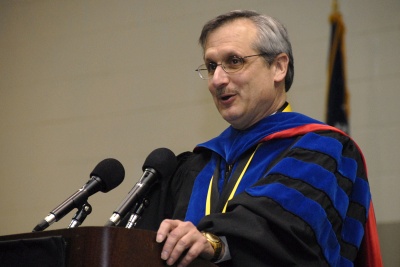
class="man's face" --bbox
[204,19,285,130]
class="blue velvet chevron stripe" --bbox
[351,177,370,212]
[342,217,364,247]
[246,183,341,266]
[267,157,349,220]
[291,132,357,182]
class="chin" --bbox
[222,114,241,126]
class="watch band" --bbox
[202,232,222,262]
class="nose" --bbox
[210,65,229,89]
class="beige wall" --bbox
[1,0,399,265]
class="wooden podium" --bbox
[0,226,217,267]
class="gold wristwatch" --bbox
[202,232,222,262]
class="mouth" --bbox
[218,92,236,102]
[215,87,237,104]
[220,94,233,101]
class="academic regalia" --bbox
[135,111,377,267]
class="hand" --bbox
[156,219,214,267]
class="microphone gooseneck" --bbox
[32,158,125,232]
[105,148,177,227]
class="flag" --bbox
[326,5,350,134]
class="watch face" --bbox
[205,233,220,243]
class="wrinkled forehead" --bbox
[204,19,258,59]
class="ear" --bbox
[273,53,289,83]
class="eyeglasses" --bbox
[195,53,267,80]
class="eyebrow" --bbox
[204,51,241,63]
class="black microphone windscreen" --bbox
[90,158,125,192]
[142,148,177,179]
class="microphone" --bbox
[33,158,125,232]
[105,148,177,227]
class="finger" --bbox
[167,226,206,266]
[156,219,176,243]
[176,237,209,267]
[158,220,186,262]
[161,224,185,262]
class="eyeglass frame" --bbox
[195,53,270,80]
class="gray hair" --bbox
[199,10,294,91]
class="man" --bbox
[136,10,380,267]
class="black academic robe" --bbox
[135,112,372,267]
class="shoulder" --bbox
[287,130,367,181]
[176,149,212,172]
[170,149,212,189]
